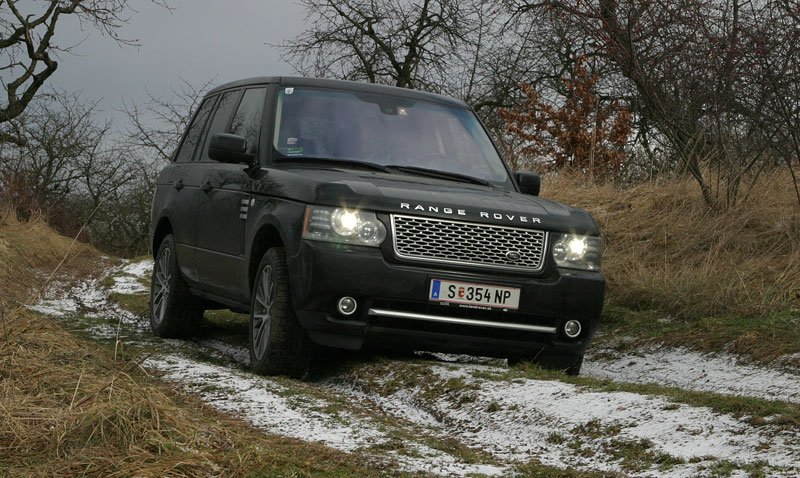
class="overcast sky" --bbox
[49,0,305,127]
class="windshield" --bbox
[272,87,511,185]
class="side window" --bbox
[199,90,241,161]
[230,87,267,155]
[174,96,217,163]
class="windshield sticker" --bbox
[284,87,294,94]
[287,137,298,145]
[286,147,303,156]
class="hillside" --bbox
[548,172,800,364]
[2,173,799,477]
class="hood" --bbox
[259,165,600,235]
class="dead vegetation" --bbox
[547,170,800,320]
[0,208,93,307]
[545,171,800,362]
[0,208,385,477]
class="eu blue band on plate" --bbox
[431,279,441,299]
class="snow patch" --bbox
[146,354,382,451]
[584,346,800,403]
[108,259,152,294]
[199,339,250,366]
[333,364,799,476]
[29,298,78,317]
[145,354,507,476]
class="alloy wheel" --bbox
[151,247,172,326]
[252,264,275,361]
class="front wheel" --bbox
[249,247,314,378]
[149,234,203,338]
[508,353,584,376]
[565,355,584,376]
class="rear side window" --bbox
[230,88,267,155]
[199,90,241,161]
[174,96,217,163]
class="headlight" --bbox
[303,206,387,247]
[551,234,602,271]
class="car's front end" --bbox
[285,195,604,370]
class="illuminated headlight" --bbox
[551,234,602,271]
[303,206,387,247]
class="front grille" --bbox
[391,214,547,272]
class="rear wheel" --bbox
[249,247,314,378]
[149,235,203,338]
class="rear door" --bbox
[195,87,268,302]
[160,95,217,284]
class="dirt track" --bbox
[31,259,800,477]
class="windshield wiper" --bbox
[275,157,390,173]
[274,158,494,187]
[385,165,493,187]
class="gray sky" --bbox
[49,0,305,127]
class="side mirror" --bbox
[515,171,541,196]
[209,133,254,164]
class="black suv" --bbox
[149,77,604,377]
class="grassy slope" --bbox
[546,171,800,363]
[0,210,386,478]
[2,169,798,475]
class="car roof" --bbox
[206,76,469,109]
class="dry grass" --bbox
[0,208,385,477]
[0,207,95,307]
[1,311,383,477]
[546,171,800,319]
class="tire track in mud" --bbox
[31,259,800,477]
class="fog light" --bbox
[337,296,357,316]
[564,320,582,338]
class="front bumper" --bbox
[287,240,605,366]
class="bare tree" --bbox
[0,90,132,218]
[279,0,468,90]
[510,0,800,207]
[0,88,169,255]
[0,0,168,145]
[122,78,215,163]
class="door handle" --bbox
[174,179,184,191]
[201,181,213,193]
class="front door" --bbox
[195,87,267,303]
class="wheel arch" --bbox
[152,216,173,258]
[248,222,285,294]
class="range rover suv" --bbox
[148,76,604,377]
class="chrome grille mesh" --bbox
[391,215,547,272]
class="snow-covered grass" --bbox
[584,346,800,403]
[326,359,800,477]
[31,258,800,477]
[147,354,508,477]
[107,259,151,294]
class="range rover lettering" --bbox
[148,77,605,377]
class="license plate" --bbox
[429,278,520,310]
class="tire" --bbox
[149,234,203,338]
[508,353,584,376]
[565,355,584,376]
[249,247,314,378]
